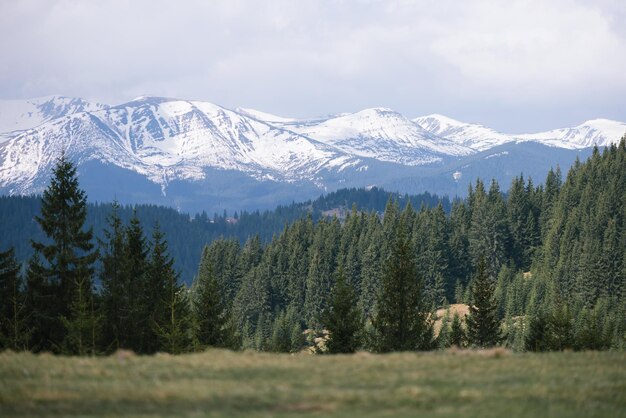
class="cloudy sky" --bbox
[1,0,625,132]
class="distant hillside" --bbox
[0,187,448,284]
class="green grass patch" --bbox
[1,349,624,417]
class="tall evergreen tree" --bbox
[23,253,53,351]
[449,312,467,348]
[270,306,302,353]
[123,211,150,352]
[323,268,362,354]
[547,301,574,351]
[373,213,431,352]
[193,246,231,349]
[525,310,549,352]
[30,155,98,352]
[149,224,191,354]
[0,248,28,350]
[466,257,501,348]
[60,273,98,355]
[99,202,127,352]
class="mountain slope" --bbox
[0,95,624,212]
[414,114,626,151]
[413,114,512,151]
[0,97,363,196]
[0,95,108,135]
[515,119,626,149]
[260,107,475,165]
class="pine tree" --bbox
[290,319,306,352]
[30,155,98,353]
[469,180,509,278]
[60,274,98,355]
[270,309,299,353]
[193,246,230,348]
[24,254,54,351]
[149,224,190,354]
[575,304,610,350]
[525,310,549,352]
[323,268,362,354]
[358,228,382,322]
[449,312,466,348]
[98,202,127,352]
[373,214,431,352]
[270,312,288,352]
[254,311,272,351]
[466,257,501,348]
[437,310,451,349]
[304,246,332,329]
[123,212,150,352]
[0,248,29,350]
[547,302,574,351]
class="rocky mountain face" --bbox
[0,95,624,212]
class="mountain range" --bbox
[1,95,624,213]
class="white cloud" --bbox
[428,0,626,100]
[0,0,624,131]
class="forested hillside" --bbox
[0,188,447,283]
[0,141,624,355]
[195,141,625,352]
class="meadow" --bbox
[1,349,624,418]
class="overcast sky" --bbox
[1,0,625,132]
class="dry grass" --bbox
[433,303,470,336]
[0,349,624,418]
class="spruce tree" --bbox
[469,180,509,278]
[193,246,230,348]
[30,155,98,352]
[358,227,382,322]
[0,248,28,350]
[60,274,98,355]
[449,312,466,348]
[373,214,431,352]
[270,307,302,353]
[323,268,362,354]
[437,310,451,349]
[466,257,501,348]
[99,202,127,352]
[123,212,150,352]
[149,224,191,354]
[24,253,53,351]
[525,311,549,352]
[547,302,574,351]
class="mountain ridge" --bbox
[0,95,624,212]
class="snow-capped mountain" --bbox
[0,95,624,212]
[0,97,361,195]
[413,114,513,151]
[413,114,626,151]
[264,108,475,166]
[515,119,626,149]
[0,95,108,135]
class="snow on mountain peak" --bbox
[1,95,624,201]
[413,114,512,151]
[286,107,474,165]
[516,118,626,149]
[0,95,108,134]
[415,115,626,151]
[0,97,364,194]
[235,107,298,123]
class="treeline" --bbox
[193,142,626,353]
[0,187,448,284]
[1,141,625,354]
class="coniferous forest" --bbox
[1,140,625,355]
[0,187,447,284]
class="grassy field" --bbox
[1,349,625,418]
